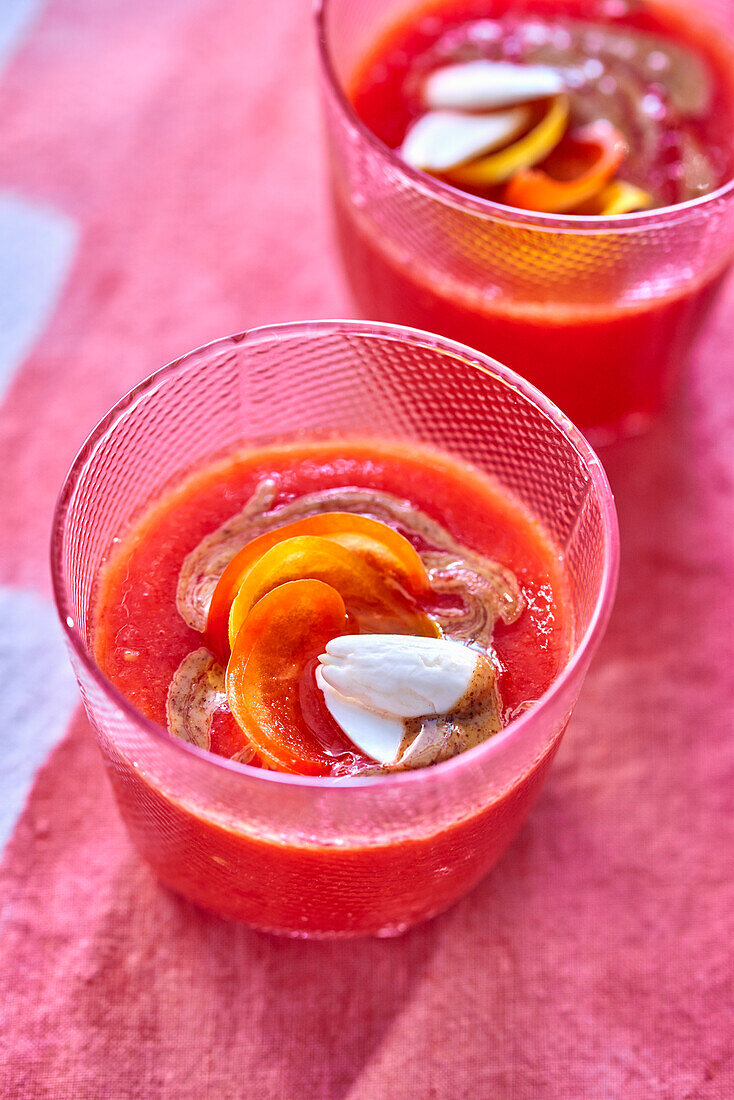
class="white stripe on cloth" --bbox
[0,0,44,73]
[0,586,78,852]
[0,194,77,403]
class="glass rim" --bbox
[50,319,620,791]
[314,0,734,234]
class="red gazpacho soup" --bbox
[95,439,573,934]
[335,0,734,432]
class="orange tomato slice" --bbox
[226,579,348,774]
[503,121,628,214]
[227,534,437,649]
[206,512,431,659]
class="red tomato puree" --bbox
[94,440,573,935]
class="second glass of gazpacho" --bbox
[317,0,734,439]
[52,321,618,938]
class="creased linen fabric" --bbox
[0,1,733,1097]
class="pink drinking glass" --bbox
[51,320,618,938]
[316,0,734,440]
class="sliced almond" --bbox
[315,665,405,765]
[424,60,564,112]
[401,106,531,172]
[390,654,501,771]
[319,634,481,718]
[316,638,501,771]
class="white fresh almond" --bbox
[316,666,405,765]
[318,634,481,719]
[424,60,564,112]
[401,106,530,171]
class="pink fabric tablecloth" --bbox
[0,1,732,1096]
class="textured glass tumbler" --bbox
[316,0,734,439]
[52,321,618,938]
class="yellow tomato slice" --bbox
[446,94,570,188]
[227,535,437,650]
[206,512,431,660]
[574,179,653,216]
